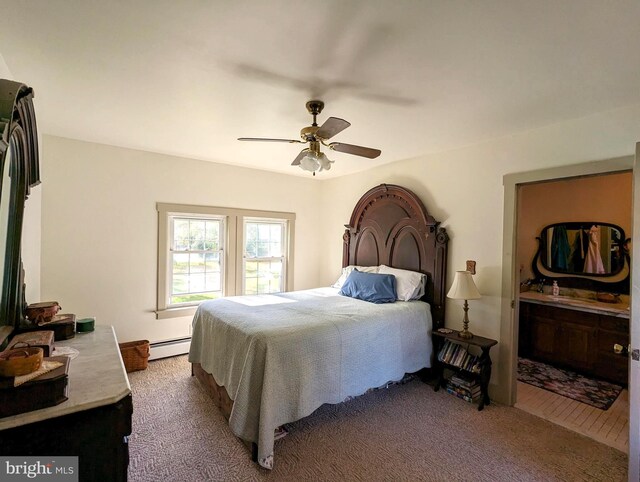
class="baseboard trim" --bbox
[149,337,191,360]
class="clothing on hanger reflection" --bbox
[568,229,588,272]
[550,225,570,270]
[584,225,605,274]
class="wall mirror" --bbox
[533,221,630,293]
[0,79,40,334]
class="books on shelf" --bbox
[437,340,481,373]
[445,384,480,403]
[445,373,481,403]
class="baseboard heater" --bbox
[149,337,191,360]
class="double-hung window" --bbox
[169,216,224,305]
[157,203,295,319]
[243,219,287,295]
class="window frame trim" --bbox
[156,202,295,319]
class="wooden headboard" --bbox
[342,184,449,329]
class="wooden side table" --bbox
[432,330,498,411]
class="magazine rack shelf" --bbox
[432,330,498,411]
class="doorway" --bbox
[513,172,631,452]
[498,157,635,455]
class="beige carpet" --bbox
[127,356,627,481]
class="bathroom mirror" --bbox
[532,221,630,293]
[539,222,626,275]
[0,79,40,332]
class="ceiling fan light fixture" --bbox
[318,152,333,171]
[299,150,320,172]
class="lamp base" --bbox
[458,299,474,339]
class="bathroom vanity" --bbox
[519,291,629,385]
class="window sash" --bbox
[168,215,225,308]
[242,219,288,295]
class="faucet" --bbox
[537,278,546,293]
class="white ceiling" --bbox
[1,0,639,178]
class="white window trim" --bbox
[156,203,295,319]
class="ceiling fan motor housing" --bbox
[300,125,320,141]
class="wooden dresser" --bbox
[519,292,629,385]
[0,326,132,481]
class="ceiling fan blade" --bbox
[291,149,308,166]
[316,117,351,140]
[238,137,303,143]
[329,142,381,159]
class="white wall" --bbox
[41,135,323,343]
[0,52,42,302]
[0,53,10,78]
[320,102,640,403]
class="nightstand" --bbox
[432,330,498,411]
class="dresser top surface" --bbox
[0,325,131,430]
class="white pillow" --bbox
[377,265,425,301]
[332,265,379,289]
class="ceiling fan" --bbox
[238,100,381,175]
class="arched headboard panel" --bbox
[343,184,449,328]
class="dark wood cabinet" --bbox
[531,316,557,361]
[519,300,628,385]
[0,395,132,481]
[560,322,596,370]
[0,327,132,480]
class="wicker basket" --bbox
[0,347,44,377]
[119,340,150,373]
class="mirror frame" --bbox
[0,79,40,335]
[532,221,630,294]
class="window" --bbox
[156,203,295,319]
[243,219,287,295]
[169,216,224,305]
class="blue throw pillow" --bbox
[339,269,397,304]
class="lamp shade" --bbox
[447,270,481,300]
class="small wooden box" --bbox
[7,330,55,356]
[0,356,70,417]
[47,319,75,341]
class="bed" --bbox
[189,183,449,469]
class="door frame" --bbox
[499,155,633,408]
[629,143,640,480]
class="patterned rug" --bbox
[518,357,623,410]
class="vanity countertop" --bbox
[519,291,630,318]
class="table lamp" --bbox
[447,270,481,339]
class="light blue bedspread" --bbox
[188,287,433,469]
